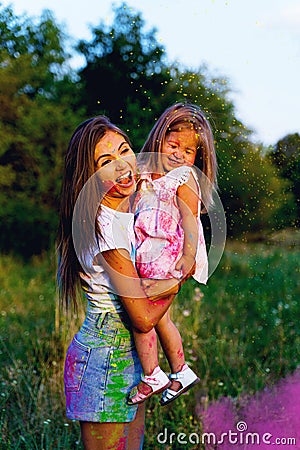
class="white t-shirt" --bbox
[79,205,135,313]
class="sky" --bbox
[3,0,300,146]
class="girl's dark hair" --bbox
[141,102,217,209]
[57,116,131,311]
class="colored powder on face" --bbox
[199,370,300,449]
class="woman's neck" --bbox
[101,195,130,213]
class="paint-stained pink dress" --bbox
[133,166,208,284]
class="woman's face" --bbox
[94,131,136,207]
[161,128,198,173]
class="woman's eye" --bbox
[100,159,112,167]
[121,147,130,154]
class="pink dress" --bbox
[133,166,208,284]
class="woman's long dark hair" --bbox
[57,116,131,312]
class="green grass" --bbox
[0,238,299,449]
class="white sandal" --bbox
[127,366,171,405]
[160,364,200,406]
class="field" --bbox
[0,233,299,449]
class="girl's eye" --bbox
[121,147,130,154]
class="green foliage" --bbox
[0,241,299,448]
[268,133,300,225]
[0,254,82,449]
[0,6,68,95]
[154,66,292,236]
[218,141,295,235]
[0,5,84,256]
[76,4,292,238]
[76,2,175,149]
[0,2,298,257]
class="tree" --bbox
[161,66,291,236]
[76,2,174,150]
[0,5,84,256]
[1,2,290,255]
[268,133,300,226]
[77,0,291,237]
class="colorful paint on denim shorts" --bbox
[64,311,142,423]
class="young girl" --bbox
[57,116,183,450]
[128,103,217,406]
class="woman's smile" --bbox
[115,170,134,186]
[94,130,137,209]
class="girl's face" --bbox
[94,131,136,208]
[161,128,198,173]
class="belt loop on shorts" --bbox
[96,312,108,329]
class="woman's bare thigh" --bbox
[80,403,145,450]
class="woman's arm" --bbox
[99,249,179,333]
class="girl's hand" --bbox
[175,254,196,278]
[141,279,157,290]
[143,278,179,300]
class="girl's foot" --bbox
[127,366,171,405]
[160,364,200,406]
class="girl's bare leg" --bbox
[80,403,145,450]
[155,300,186,391]
[132,327,159,396]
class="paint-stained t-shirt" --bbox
[79,205,135,313]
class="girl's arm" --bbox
[175,173,199,277]
[99,248,179,333]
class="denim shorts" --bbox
[64,310,142,423]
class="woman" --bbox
[57,116,182,449]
